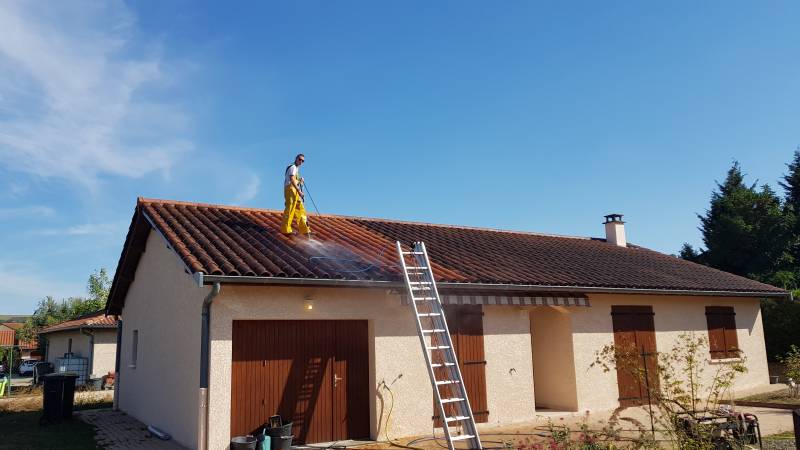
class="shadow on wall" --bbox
[570,298,759,336]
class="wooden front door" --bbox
[231,320,369,444]
[433,305,489,426]
[610,306,659,407]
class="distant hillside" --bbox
[0,315,31,323]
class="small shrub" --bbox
[779,344,800,397]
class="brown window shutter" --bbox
[433,305,489,425]
[706,307,737,359]
[721,312,739,358]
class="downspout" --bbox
[199,282,221,450]
[113,319,123,410]
[80,327,95,379]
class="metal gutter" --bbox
[200,275,789,298]
[202,274,402,289]
[113,319,122,411]
[436,282,791,298]
[198,282,220,450]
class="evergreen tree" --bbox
[780,148,800,212]
[695,162,791,280]
[678,243,700,262]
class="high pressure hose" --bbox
[378,381,425,450]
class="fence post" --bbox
[793,408,800,450]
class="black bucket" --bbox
[230,435,257,450]
[271,435,292,450]
[264,422,292,438]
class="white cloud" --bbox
[0,1,192,188]
[0,205,55,219]
[31,222,123,236]
[232,174,261,205]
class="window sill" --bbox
[709,357,743,364]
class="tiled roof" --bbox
[0,323,36,349]
[0,329,13,347]
[106,198,787,314]
[40,310,118,334]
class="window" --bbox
[130,330,138,368]
[705,306,739,359]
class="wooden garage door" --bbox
[610,306,659,407]
[433,305,488,426]
[231,320,369,444]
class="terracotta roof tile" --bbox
[106,198,787,314]
[40,310,117,334]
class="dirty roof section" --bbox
[106,198,786,314]
[40,310,117,334]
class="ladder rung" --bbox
[414,297,437,301]
[406,266,428,270]
[430,363,456,368]
[445,415,469,423]
[450,435,475,442]
[411,286,432,290]
[421,329,446,334]
[409,281,433,285]
[427,345,451,350]
[440,397,465,404]
[402,251,425,255]
[436,380,461,385]
[418,313,441,317]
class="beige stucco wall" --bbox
[118,230,206,449]
[44,328,117,376]
[208,287,538,450]
[571,294,770,412]
[482,306,536,425]
[91,329,118,376]
[46,330,89,364]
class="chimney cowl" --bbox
[603,214,627,247]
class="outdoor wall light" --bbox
[303,300,314,311]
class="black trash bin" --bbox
[40,373,78,424]
[264,422,292,450]
[230,435,257,450]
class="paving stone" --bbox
[77,409,186,449]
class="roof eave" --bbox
[39,325,117,335]
[200,275,790,298]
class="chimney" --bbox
[603,214,626,247]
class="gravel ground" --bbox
[762,439,796,450]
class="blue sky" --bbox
[0,1,798,313]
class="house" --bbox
[40,310,119,380]
[105,198,787,450]
[0,322,39,360]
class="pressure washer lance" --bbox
[299,179,322,239]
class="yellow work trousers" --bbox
[281,185,310,234]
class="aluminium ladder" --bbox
[396,241,482,450]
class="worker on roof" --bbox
[281,153,311,236]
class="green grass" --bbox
[764,431,796,441]
[740,388,800,406]
[0,410,101,449]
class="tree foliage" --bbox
[17,268,112,345]
[681,152,800,360]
